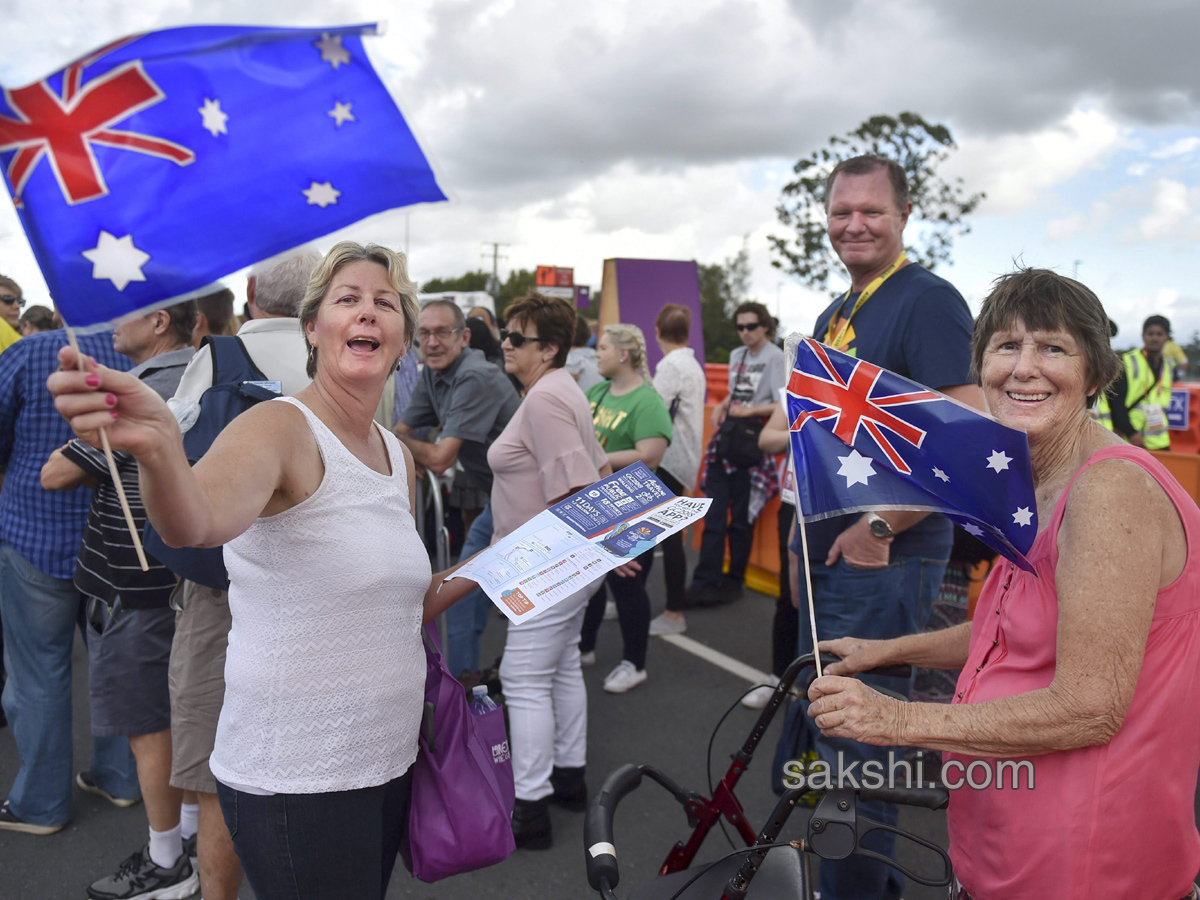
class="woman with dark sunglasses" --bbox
[487,294,611,850]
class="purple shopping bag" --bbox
[400,625,515,882]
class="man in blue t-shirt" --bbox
[791,155,983,900]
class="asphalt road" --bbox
[25,543,1198,898]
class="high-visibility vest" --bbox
[1123,349,1173,451]
[1092,391,1113,431]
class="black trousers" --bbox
[579,552,655,669]
[658,470,689,612]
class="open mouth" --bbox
[1007,391,1049,402]
[347,338,380,353]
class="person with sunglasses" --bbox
[0,276,25,357]
[395,299,521,680]
[688,300,785,607]
[487,294,611,849]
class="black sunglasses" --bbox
[499,329,543,348]
[736,322,762,332]
[0,294,24,308]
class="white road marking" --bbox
[658,633,774,686]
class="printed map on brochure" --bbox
[447,462,712,624]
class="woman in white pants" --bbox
[487,293,611,849]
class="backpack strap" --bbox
[203,334,271,385]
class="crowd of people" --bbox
[0,152,1195,900]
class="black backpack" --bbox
[144,335,282,590]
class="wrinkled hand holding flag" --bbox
[0,23,446,328]
[786,337,1038,571]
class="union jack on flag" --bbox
[786,338,1038,570]
[0,24,447,328]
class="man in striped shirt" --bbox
[42,300,199,900]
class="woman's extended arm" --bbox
[820,622,973,676]
[48,347,288,549]
[808,459,1174,757]
[606,436,668,471]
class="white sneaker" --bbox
[648,613,686,636]
[740,685,775,709]
[580,651,596,667]
[603,661,647,694]
[603,600,618,621]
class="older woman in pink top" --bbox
[487,294,611,852]
[807,268,1200,900]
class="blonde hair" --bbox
[298,242,419,378]
[604,323,653,385]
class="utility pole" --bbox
[1073,259,1082,280]
[481,242,510,284]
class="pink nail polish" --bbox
[85,375,100,387]
[105,394,116,407]
[111,411,119,420]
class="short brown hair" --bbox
[504,293,575,368]
[733,301,775,337]
[0,275,20,297]
[825,155,908,212]
[972,268,1121,407]
[299,242,419,378]
[196,287,236,337]
[656,303,691,344]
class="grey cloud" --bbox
[401,0,1200,209]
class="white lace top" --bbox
[209,397,431,794]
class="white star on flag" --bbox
[302,181,341,208]
[82,231,150,291]
[962,522,986,537]
[327,102,355,127]
[986,450,1012,473]
[836,449,876,487]
[198,98,228,137]
[314,33,351,69]
[932,467,950,482]
[1012,507,1034,527]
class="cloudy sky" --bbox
[2,0,1198,347]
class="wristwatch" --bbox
[865,512,895,540]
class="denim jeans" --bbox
[0,541,139,825]
[693,462,753,587]
[445,500,494,677]
[795,554,948,900]
[217,770,412,900]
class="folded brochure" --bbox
[447,462,711,624]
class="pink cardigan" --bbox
[948,445,1200,900]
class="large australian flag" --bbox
[0,24,447,328]
[787,338,1038,572]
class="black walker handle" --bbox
[585,764,644,891]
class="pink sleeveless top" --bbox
[947,445,1200,900]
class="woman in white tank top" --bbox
[49,243,486,900]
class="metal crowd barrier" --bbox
[414,468,452,647]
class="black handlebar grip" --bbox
[584,764,644,890]
[859,784,950,810]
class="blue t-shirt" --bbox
[794,263,973,561]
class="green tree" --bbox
[768,112,984,293]
[700,241,756,363]
[420,270,491,293]
[495,268,538,320]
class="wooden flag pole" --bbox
[794,485,822,680]
[784,332,822,679]
[65,326,149,571]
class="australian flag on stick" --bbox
[0,24,447,328]
[786,338,1038,572]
